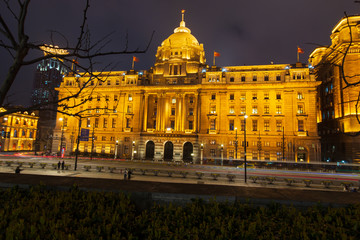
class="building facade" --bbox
[310,15,360,163]
[52,12,320,163]
[0,108,38,151]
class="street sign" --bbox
[80,128,90,141]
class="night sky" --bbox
[0,0,358,106]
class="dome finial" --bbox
[181,9,185,22]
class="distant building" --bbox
[0,108,38,151]
[310,15,360,163]
[31,45,68,153]
[52,11,321,163]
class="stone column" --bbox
[142,93,148,132]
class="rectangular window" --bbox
[252,106,258,114]
[171,120,175,129]
[264,75,269,81]
[276,93,281,100]
[126,118,131,128]
[63,118,68,127]
[107,80,111,85]
[230,77,234,82]
[116,79,119,85]
[95,118,99,128]
[211,94,216,100]
[298,120,304,131]
[112,118,116,128]
[264,105,270,114]
[240,93,246,100]
[87,118,91,127]
[252,93,257,100]
[277,152,282,161]
[264,92,269,100]
[276,120,282,131]
[240,106,246,115]
[253,75,257,81]
[229,119,234,131]
[114,95,118,101]
[297,105,304,114]
[297,92,303,100]
[229,150,234,159]
[241,75,246,82]
[264,151,270,160]
[229,106,235,114]
[210,105,216,114]
[97,95,101,101]
[103,118,108,128]
[102,136,106,141]
[229,94,234,100]
[264,120,270,131]
[189,108,194,115]
[253,151,258,160]
[210,149,216,157]
[127,105,132,113]
[128,94,133,102]
[210,119,216,130]
[252,120,258,131]
[276,105,282,114]
[189,121,193,129]
[190,97,194,104]
[241,120,245,131]
[105,95,109,101]
[276,74,281,81]
[171,108,175,115]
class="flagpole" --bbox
[213,51,215,66]
[297,51,299,62]
[132,58,134,70]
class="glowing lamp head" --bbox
[244,115,248,119]
[59,117,63,121]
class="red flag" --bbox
[297,47,304,54]
[214,51,220,57]
[72,59,79,64]
[133,56,139,62]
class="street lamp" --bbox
[234,127,238,162]
[59,117,65,157]
[220,144,224,166]
[200,143,204,165]
[114,140,119,159]
[244,115,248,183]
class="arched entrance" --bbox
[164,141,173,161]
[183,142,193,163]
[297,146,308,162]
[145,141,155,160]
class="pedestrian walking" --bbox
[128,169,131,180]
[57,161,61,170]
[61,161,65,170]
[124,169,127,180]
[15,166,21,174]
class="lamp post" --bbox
[200,143,204,165]
[234,127,238,162]
[220,144,224,166]
[59,117,64,157]
[114,140,119,159]
[244,115,248,183]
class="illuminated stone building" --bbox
[310,15,360,163]
[0,108,38,151]
[52,12,320,162]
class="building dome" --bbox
[160,18,200,47]
[154,10,206,76]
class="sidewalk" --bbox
[1,166,360,206]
